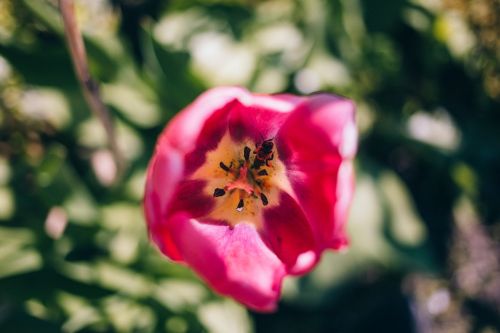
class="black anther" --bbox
[244,146,251,161]
[236,199,244,211]
[260,193,269,206]
[219,162,230,172]
[213,188,226,197]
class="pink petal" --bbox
[332,160,355,249]
[228,100,291,142]
[183,101,235,175]
[276,94,357,250]
[167,179,214,218]
[261,192,318,275]
[169,213,286,312]
[144,145,185,261]
[252,93,305,112]
[227,92,305,142]
[160,86,249,154]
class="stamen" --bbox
[252,159,264,170]
[258,169,268,176]
[236,199,244,212]
[260,193,268,206]
[265,153,274,166]
[219,162,231,172]
[213,188,226,197]
[244,146,251,161]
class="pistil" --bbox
[225,165,254,195]
[212,142,274,212]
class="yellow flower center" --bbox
[191,133,292,228]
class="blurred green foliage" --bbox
[0,0,499,332]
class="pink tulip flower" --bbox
[144,87,357,312]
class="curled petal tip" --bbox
[340,120,358,159]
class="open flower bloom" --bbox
[144,87,357,312]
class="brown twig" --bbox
[59,0,124,181]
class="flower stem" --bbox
[58,0,124,182]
